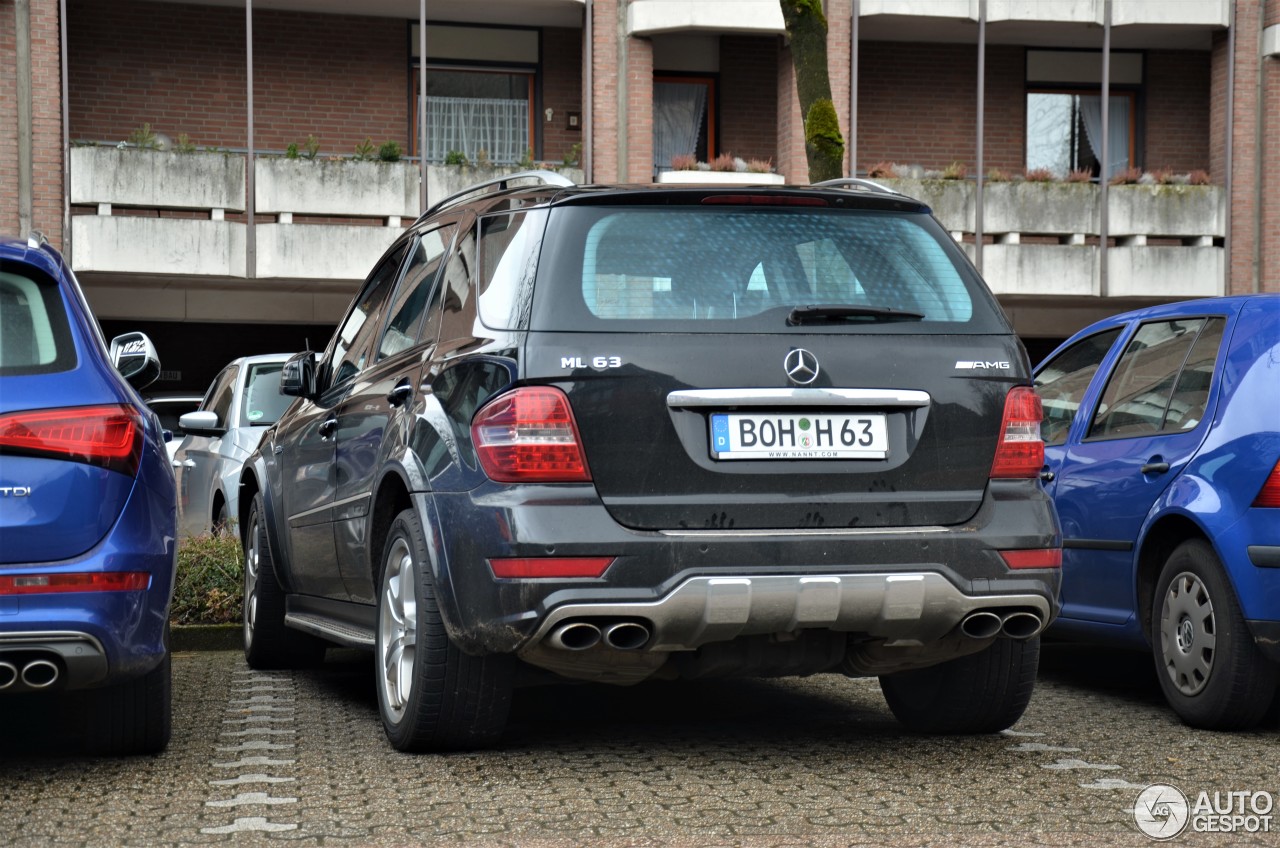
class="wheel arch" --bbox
[368,466,415,589]
[1136,514,1213,645]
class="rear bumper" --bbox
[426,477,1061,656]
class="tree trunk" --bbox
[780,0,845,183]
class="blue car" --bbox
[0,235,175,754]
[1034,294,1280,730]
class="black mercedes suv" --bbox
[239,172,1061,751]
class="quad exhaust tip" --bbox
[959,610,1044,641]
[602,621,650,651]
[548,622,602,651]
[0,661,17,690]
[20,659,60,689]
[959,611,1003,640]
[1000,611,1044,640]
[547,620,652,651]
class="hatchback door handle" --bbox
[1141,460,1170,475]
[387,382,413,407]
[318,416,338,439]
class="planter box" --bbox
[70,146,245,212]
[656,170,786,185]
[1107,184,1224,238]
[983,181,1097,236]
[878,179,974,232]
[256,158,420,218]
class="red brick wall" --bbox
[590,0,618,182]
[0,1,18,239]
[1145,50,1211,173]
[0,0,64,247]
[1222,0,1260,294]
[719,35,778,167]
[1264,12,1280,291]
[776,43,805,183]
[541,27,582,166]
[69,0,408,155]
[624,36,653,182]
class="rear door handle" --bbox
[387,381,413,407]
[318,416,338,439]
[1141,460,1170,475]
[1039,469,1055,483]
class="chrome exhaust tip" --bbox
[21,659,60,689]
[959,611,1003,640]
[0,661,17,690]
[602,621,650,651]
[1001,611,1044,640]
[547,622,602,651]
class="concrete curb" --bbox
[172,623,240,652]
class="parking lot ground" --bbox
[2,644,1276,847]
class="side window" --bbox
[476,209,547,330]
[378,225,456,361]
[204,365,239,427]
[1034,328,1123,446]
[1088,319,1206,440]
[1161,318,1225,432]
[434,227,477,347]
[330,243,408,386]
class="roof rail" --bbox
[811,177,901,196]
[419,169,575,222]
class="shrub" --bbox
[353,137,375,161]
[986,168,1012,182]
[1066,168,1093,183]
[746,158,773,174]
[303,134,320,160]
[941,161,967,180]
[378,140,402,162]
[1023,167,1055,182]
[444,149,468,166]
[1188,169,1212,186]
[710,153,736,172]
[475,148,493,168]
[670,153,698,171]
[285,141,299,159]
[173,133,197,154]
[518,148,535,169]
[563,142,582,168]
[1109,166,1142,185]
[127,123,159,150]
[866,161,895,179]
[171,533,243,626]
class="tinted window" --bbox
[0,268,75,376]
[378,226,456,361]
[531,206,1002,333]
[1088,319,1207,440]
[435,229,477,346]
[239,362,290,427]
[331,244,408,386]
[205,366,238,428]
[477,210,546,331]
[1034,328,1123,446]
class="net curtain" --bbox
[425,96,529,164]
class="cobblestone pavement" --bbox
[2,644,1276,847]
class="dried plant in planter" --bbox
[941,161,968,180]
[1188,169,1212,186]
[986,167,1012,183]
[670,153,698,171]
[865,161,896,179]
[1108,166,1143,186]
[1066,169,1094,183]
[1023,167,1055,183]
[710,153,736,172]
[746,158,773,174]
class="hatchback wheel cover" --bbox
[379,538,417,721]
[1160,571,1216,696]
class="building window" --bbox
[1025,50,1142,180]
[1026,90,1135,179]
[413,69,535,165]
[654,76,716,174]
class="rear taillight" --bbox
[0,405,144,476]
[1255,460,1280,508]
[472,387,591,483]
[990,387,1044,479]
[0,572,150,595]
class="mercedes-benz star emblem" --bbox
[784,348,820,385]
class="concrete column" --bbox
[16,0,33,238]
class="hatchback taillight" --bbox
[0,405,144,477]
[990,387,1044,479]
[472,387,591,483]
[1255,460,1280,508]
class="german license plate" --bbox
[709,412,888,460]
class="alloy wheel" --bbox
[379,537,417,722]
[1159,570,1217,697]
[243,512,260,646]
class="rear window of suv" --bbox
[0,268,75,376]
[529,205,1007,333]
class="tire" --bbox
[242,491,327,669]
[81,648,172,755]
[1152,539,1279,730]
[880,636,1040,734]
[213,500,229,536]
[375,507,514,752]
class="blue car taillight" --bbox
[1254,459,1280,508]
[0,404,144,477]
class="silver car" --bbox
[173,353,295,537]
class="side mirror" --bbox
[280,350,318,399]
[108,331,161,390]
[178,410,224,436]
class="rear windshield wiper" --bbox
[786,304,926,325]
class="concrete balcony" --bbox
[68,146,582,323]
[878,178,1225,300]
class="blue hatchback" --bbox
[1034,294,1280,730]
[0,236,175,754]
